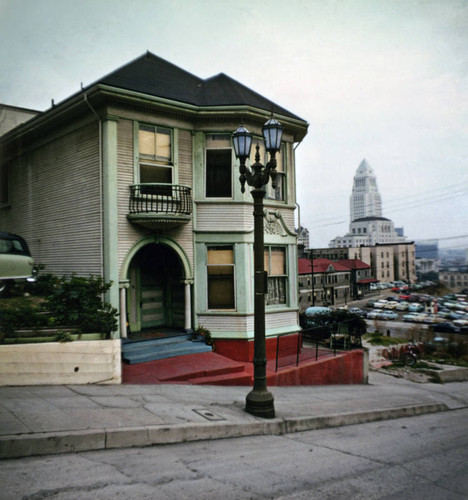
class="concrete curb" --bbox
[0,402,448,459]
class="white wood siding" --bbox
[197,310,299,338]
[196,203,295,234]
[0,121,102,276]
[116,122,194,275]
[196,203,254,232]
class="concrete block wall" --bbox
[0,340,122,385]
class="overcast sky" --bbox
[1,0,467,250]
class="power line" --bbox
[305,182,468,228]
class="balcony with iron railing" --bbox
[127,184,193,229]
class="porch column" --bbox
[102,117,120,338]
[119,280,129,338]
[184,280,192,332]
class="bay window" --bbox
[264,246,287,305]
[207,246,235,309]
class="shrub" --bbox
[45,275,118,334]
[0,301,48,337]
[1,274,118,338]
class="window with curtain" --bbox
[264,246,287,305]
[138,124,173,194]
[207,246,235,309]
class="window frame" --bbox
[136,123,174,186]
[264,245,288,306]
[249,140,287,202]
[205,147,233,199]
[206,245,236,310]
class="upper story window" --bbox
[139,124,172,163]
[205,135,232,198]
[138,124,173,190]
[249,140,286,202]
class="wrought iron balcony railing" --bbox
[128,184,192,228]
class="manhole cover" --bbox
[193,408,226,421]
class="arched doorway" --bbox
[127,243,186,334]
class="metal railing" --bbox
[272,319,364,372]
[273,330,340,372]
[129,184,193,215]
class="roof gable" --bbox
[93,52,304,120]
[97,52,203,106]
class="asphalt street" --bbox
[1,407,466,499]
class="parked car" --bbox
[377,310,398,320]
[403,313,426,323]
[373,301,387,309]
[408,303,424,312]
[349,307,367,318]
[383,301,399,310]
[396,302,409,311]
[0,232,35,297]
[432,322,461,334]
[366,310,381,319]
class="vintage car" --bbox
[0,232,35,297]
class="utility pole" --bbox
[309,248,315,306]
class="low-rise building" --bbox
[439,272,468,292]
[298,258,351,311]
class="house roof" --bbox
[93,52,304,121]
[336,259,371,270]
[298,258,350,275]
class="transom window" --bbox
[207,246,235,309]
[264,246,287,305]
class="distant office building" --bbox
[350,159,382,221]
[415,240,439,259]
[297,226,310,249]
[330,159,406,248]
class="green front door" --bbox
[127,243,185,333]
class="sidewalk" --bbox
[1,371,467,459]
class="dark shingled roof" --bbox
[94,52,304,121]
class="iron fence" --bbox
[273,320,364,372]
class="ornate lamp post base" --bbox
[246,387,275,418]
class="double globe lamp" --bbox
[232,118,283,419]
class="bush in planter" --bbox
[0,275,118,340]
[45,275,118,335]
[0,301,48,339]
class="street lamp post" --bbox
[232,118,283,419]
